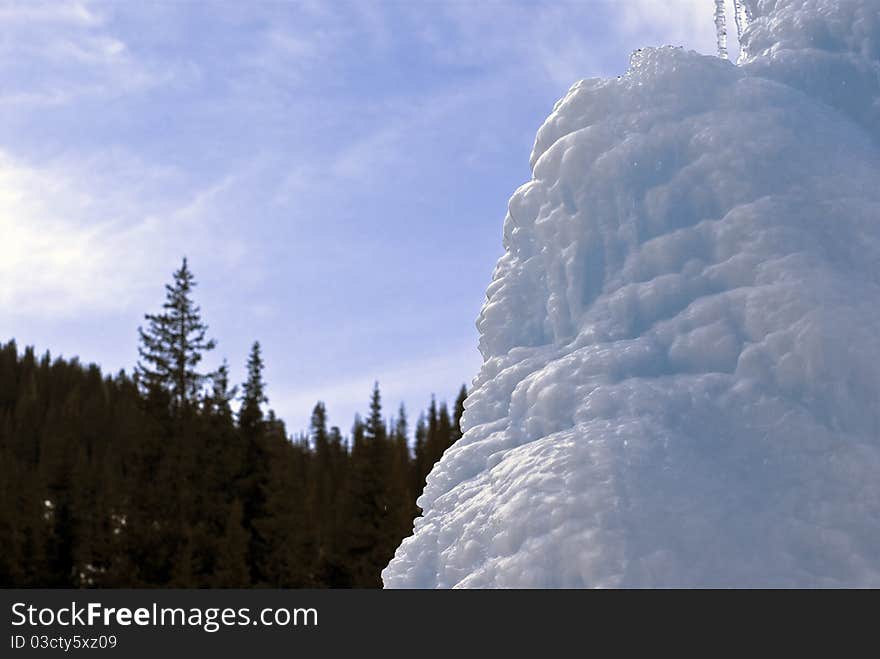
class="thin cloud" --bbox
[0,0,174,108]
[0,1,102,26]
[0,150,254,318]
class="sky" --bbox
[0,0,731,435]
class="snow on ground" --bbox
[383,0,880,587]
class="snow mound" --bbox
[384,0,880,587]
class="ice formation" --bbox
[733,0,752,47]
[384,0,880,588]
[715,0,728,59]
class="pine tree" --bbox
[318,420,350,586]
[207,360,237,420]
[413,413,429,497]
[426,396,441,466]
[344,383,404,586]
[255,423,315,586]
[389,403,415,539]
[311,402,329,453]
[394,403,408,446]
[438,402,453,455]
[239,342,267,433]
[365,382,385,444]
[137,258,216,410]
[453,384,467,441]
[237,341,271,583]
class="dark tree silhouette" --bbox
[0,261,468,588]
[137,257,216,410]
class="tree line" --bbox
[0,259,466,587]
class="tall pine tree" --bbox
[137,257,216,410]
[239,342,267,433]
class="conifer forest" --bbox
[0,259,466,588]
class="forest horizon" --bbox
[0,258,467,588]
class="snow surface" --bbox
[383,0,880,588]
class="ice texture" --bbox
[715,0,729,59]
[733,0,752,49]
[383,0,880,588]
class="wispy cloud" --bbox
[272,79,482,210]
[0,150,254,318]
[406,1,719,90]
[0,0,175,108]
[0,1,101,26]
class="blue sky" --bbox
[0,0,723,434]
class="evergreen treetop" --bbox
[137,257,216,409]
[239,341,267,431]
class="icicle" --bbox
[733,0,751,47]
[714,0,728,60]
